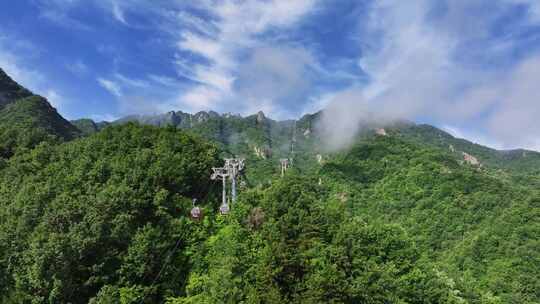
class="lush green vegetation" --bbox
[71,119,100,137]
[0,96,80,158]
[0,68,80,159]
[168,175,460,303]
[321,135,540,303]
[0,122,537,303]
[0,69,538,303]
[394,124,540,176]
[0,124,219,303]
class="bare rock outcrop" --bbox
[462,152,480,166]
[253,146,271,159]
[375,128,387,136]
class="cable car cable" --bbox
[140,171,217,302]
[137,235,184,304]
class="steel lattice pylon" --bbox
[211,158,245,215]
[225,158,245,203]
[211,167,229,212]
[280,158,290,177]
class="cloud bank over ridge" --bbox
[318,0,540,151]
[2,0,540,150]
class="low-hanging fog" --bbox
[317,0,540,151]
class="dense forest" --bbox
[0,68,539,303]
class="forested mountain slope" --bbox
[392,124,540,176]
[0,124,220,303]
[71,118,100,136]
[320,135,540,303]
[97,110,322,184]
[82,109,540,186]
[0,68,80,158]
[0,123,537,303]
[0,67,538,303]
[0,124,463,303]
[0,68,32,108]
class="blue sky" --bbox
[1,1,540,150]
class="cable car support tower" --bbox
[210,158,245,215]
[280,158,290,177]
[280,120,297,178]
[211,167,229,214]
[225,158,245,203]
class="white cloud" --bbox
[90,113,118,122]
[442,125,504,150]
[96,72,192,115]
[485,55,540,149]
[318,0,540,151]
[66,60,89,76]
[148,74,178,87]
[172,0,318,114]
[180,85,224,112]
[97,78,122,97]
[31,0,321,118]
[113,73,150,88]
[175,11,218,37]
[36,0,93,31]
[117,95,162,115]
[0,36,44,92]
[0,55,43,95]
[35,0,165,28]
[178,32,226,66]
[211,0,316,35]
[302,93,336,116]
[44,89,66,110]
[234,46,316,118]
[0,34,74,117]
[192,65,233,92]
[21,0,540,151]
[97,73,156,98]
[111,0,127,24]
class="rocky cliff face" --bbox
[462,151,481,166]
[256,111,266,124]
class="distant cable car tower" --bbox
[280,158,290,177]
[211,167,229,214]
[210,158,245,215]
[291,120,297,161]
[225,158,245,203]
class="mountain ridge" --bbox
[82,109,540,154]
[2,65,537,177]
[0,68,80,157]
[0,68,33,108]
[73,108,540,179]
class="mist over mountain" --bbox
[4,1,539,152]
[73,103,540,179]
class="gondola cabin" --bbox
[219,204,230,215]
[190,206,202,220]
